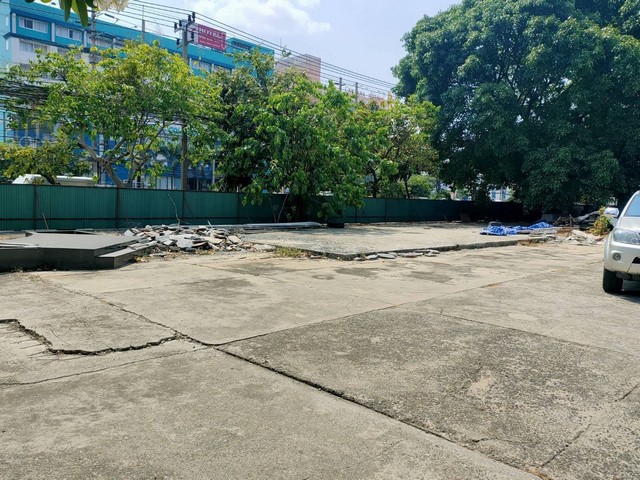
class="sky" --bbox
[135,0,460,90]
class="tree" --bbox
[4,41,213,188]
[209,52,367,220]
[395,0,640,210]
[0,137,90,185]
[360,97,438,199]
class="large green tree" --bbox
[359,97,439,199]
[395,0,640,210]
[209,52,368,219]
[4,41,214,187]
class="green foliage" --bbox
[210,53,368,220]
[379,181,405,199]
[359,97,439,199]
[407,174,436,198]
[589,208,614,236]
[395,0,640,211]
[0,139,90,184]
[4,42,212,187]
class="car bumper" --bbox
[604,239,640,278]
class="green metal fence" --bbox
[0,184,526,231]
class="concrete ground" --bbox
[1,225,638,479]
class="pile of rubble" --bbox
[554,211,600,228]
[123,225,272,254]
[559,230,603,245]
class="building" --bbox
[0,0,273,189]
[275,53,321,82]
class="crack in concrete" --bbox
[217,347,538,479]
[618,381,640,402]
[0,318,196,357]
[540,426,588,468]
[0,347,208,387]
[0,319,51,347]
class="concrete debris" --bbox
[365,254,379,261]
[378,253,397,260]
[123,225,262,254]
[562,230,603,245]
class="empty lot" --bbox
[1,226,638,479]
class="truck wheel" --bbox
[603,268,623,293]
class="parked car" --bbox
[603,191,640,293]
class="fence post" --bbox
[32,184,37,230]
[115,187,120,230]
[181,189,186,225]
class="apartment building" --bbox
[0,0,273,189]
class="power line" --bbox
[3,0,394,98]
[118,3,391,97]
[127,0,395,91]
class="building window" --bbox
[191,59,211,72]
[56,26,81,40]
[19,40,47,53]
[57,46,69,55]
[93,37,112,48]
[19,17,48,33]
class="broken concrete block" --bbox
[176,238,193,249]
[228,235,242,244]
[378,253,397,259]
[254,244,276,252]
[365,254,379,260]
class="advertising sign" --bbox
[195,24,226,51]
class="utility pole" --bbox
[90,8,97,65]
[355,82,359,103]
[338,77,343,92]
[175,13,196,191]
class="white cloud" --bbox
[192,0,331,36]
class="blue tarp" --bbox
[480,222,554,236]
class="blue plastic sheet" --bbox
[480,222,553,236]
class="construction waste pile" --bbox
[553,210,603,228]
[123,225,275,255]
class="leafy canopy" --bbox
[4,41,215,187]
[395,0,640,210]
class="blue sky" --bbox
[149,0,460,87]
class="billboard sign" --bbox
[195,24,226,51]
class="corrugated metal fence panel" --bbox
[238,194,288,224]
[184,191,239,225]
[0,185,527,231]
[0,185,36,231]
[35,185,117,230]
[357,198,387,223]
[118,189,184,227]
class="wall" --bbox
[0,185,530,231]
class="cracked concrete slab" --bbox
[542,387,640,480]
[0,326,201,385]
[245,223,532,257]
[222,308,640,473]
[0,274,175,352]
[93,273,393,345]
[401,262,640,356]
[0,348,536,480]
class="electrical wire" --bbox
[129,0,395,88]
[3,0,395,98]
